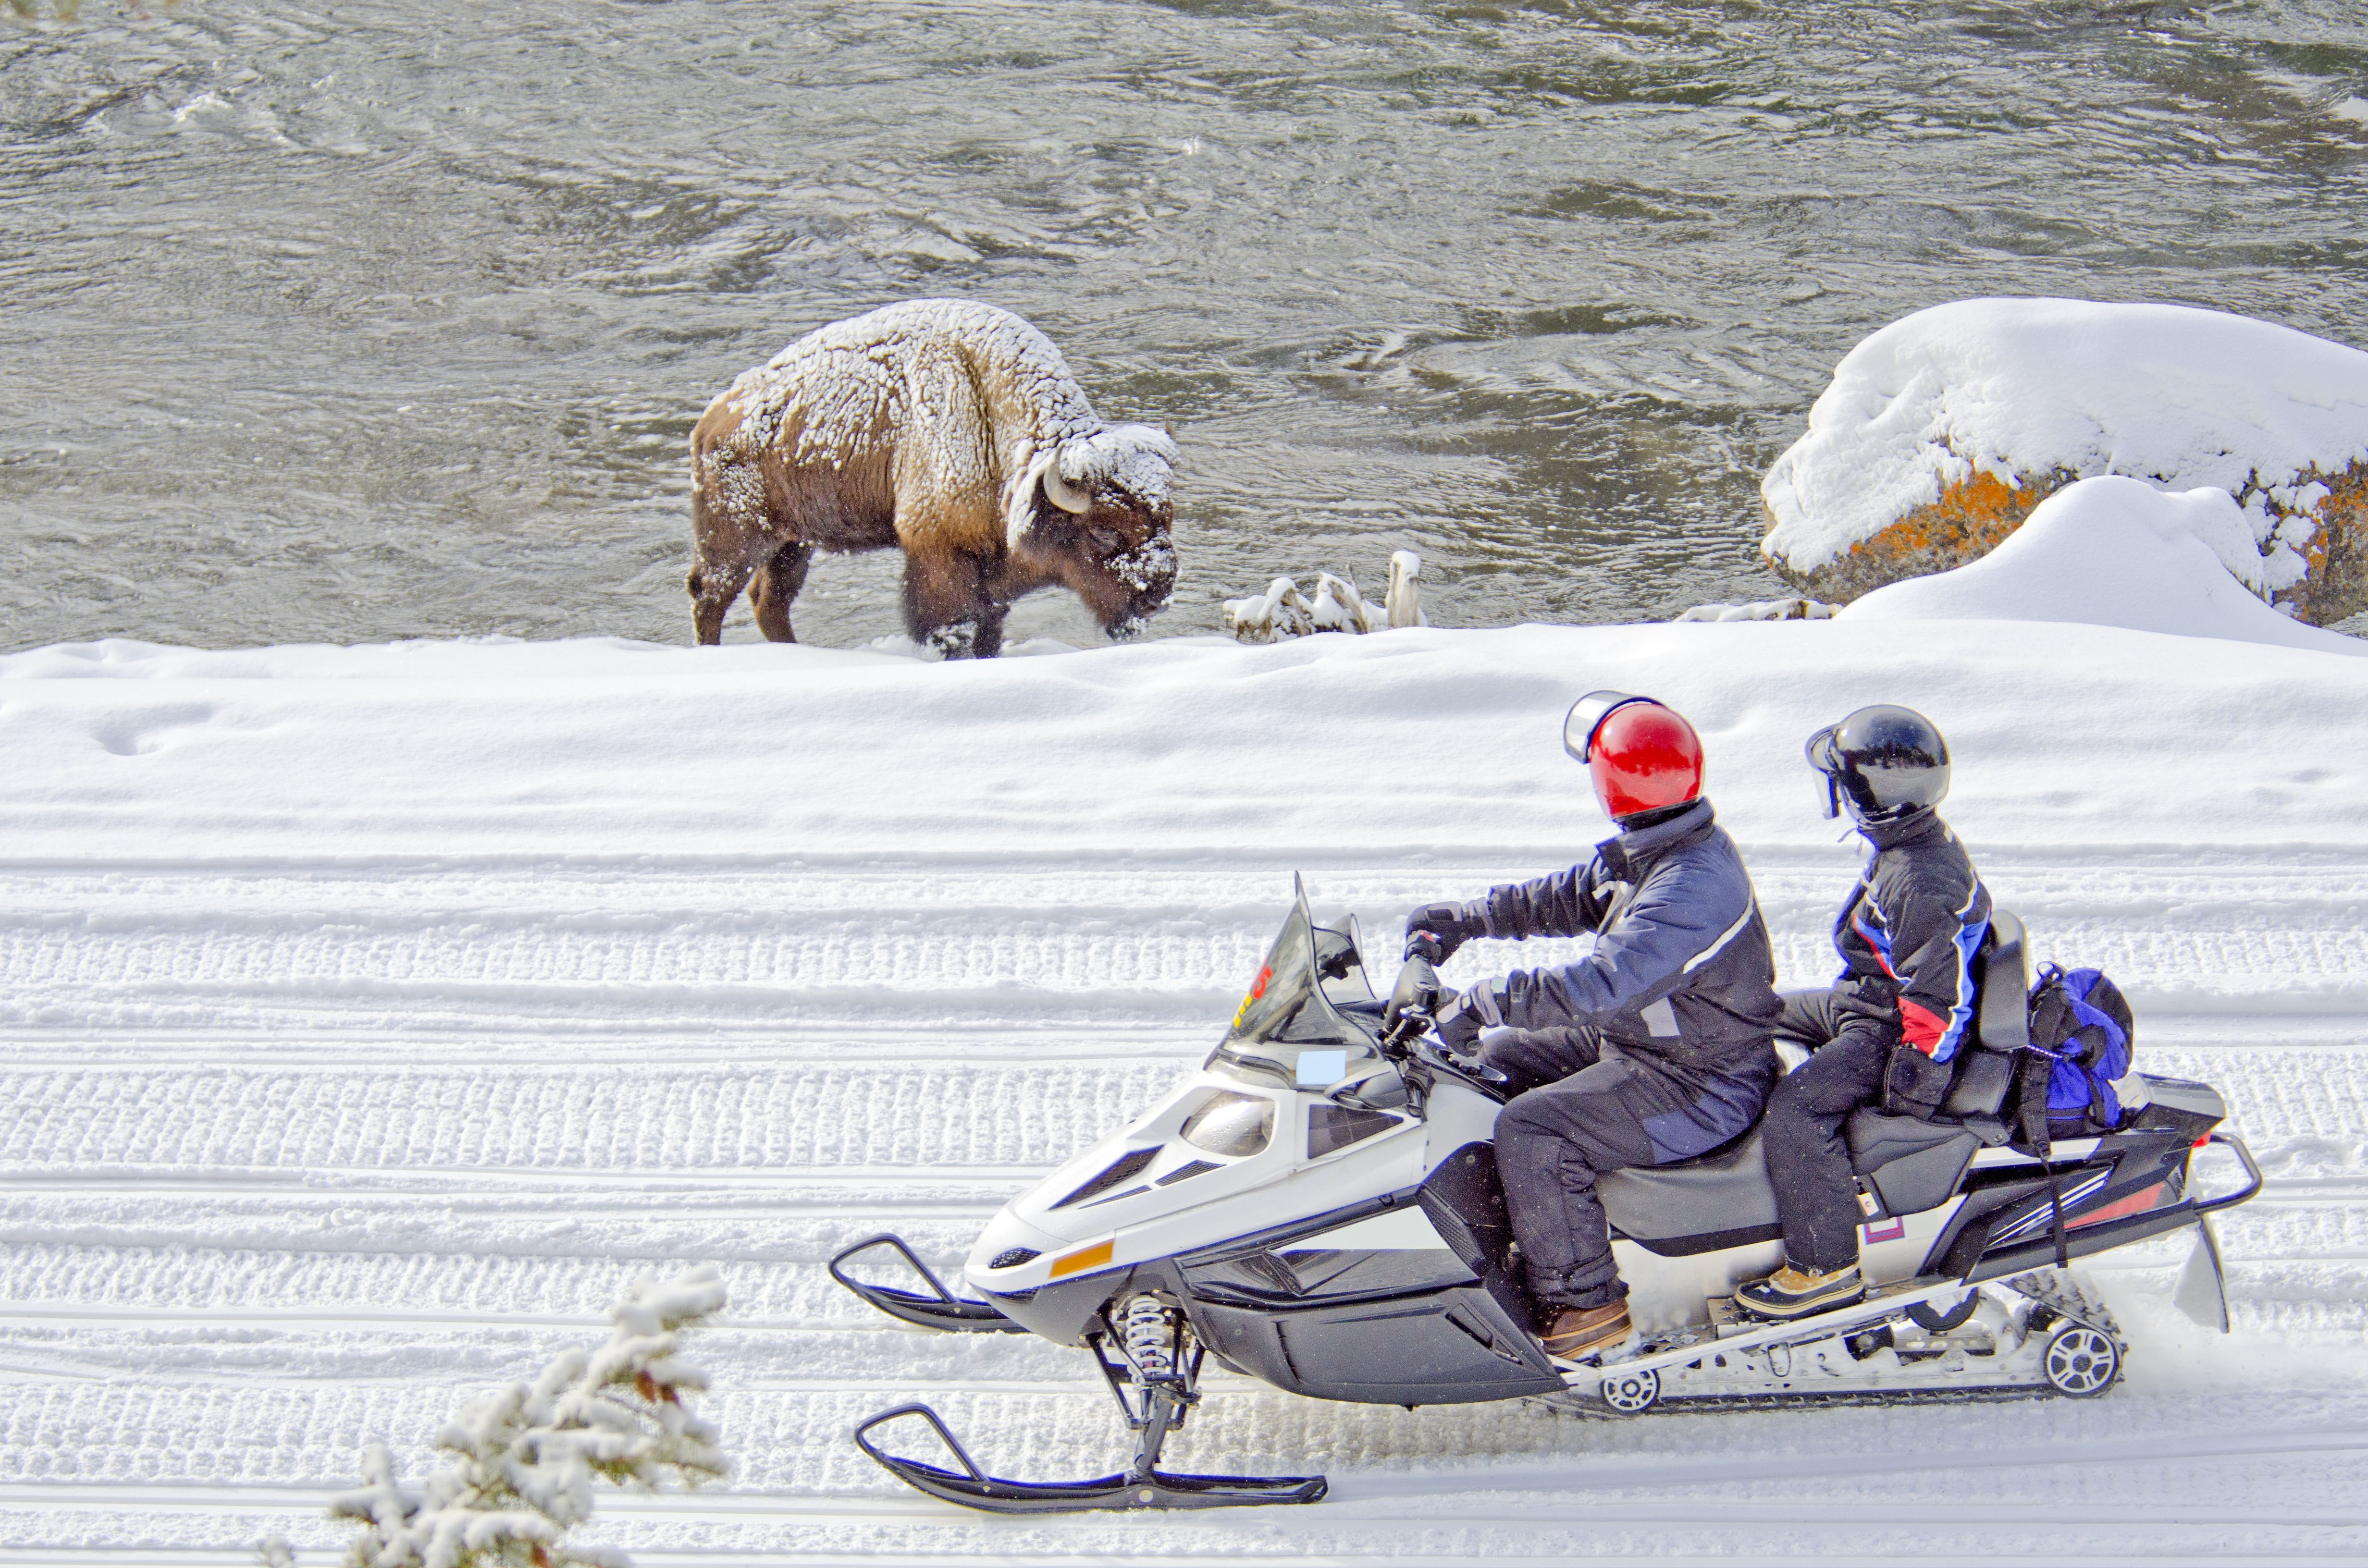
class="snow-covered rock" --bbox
[1224,554,1424,641]
[1761,298,2368,625]
[1675,597,1838,623]
[1385,550,1428,628]
[1838,477,2368,656]
[1222,576,1317,641]
[1307,571,1376,635]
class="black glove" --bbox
[1881,1042,1955,1120]
[1404,901,1483,965]
[1432,980,1504,1055]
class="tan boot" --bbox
[1540,1301,1632,1361]
[1733,1260,1864,1321]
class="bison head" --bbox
[1010,425,1179,639]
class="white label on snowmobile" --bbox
[1295,1050,1349,1087]
[1290,1206,1452,1254]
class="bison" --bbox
[686,299,1179,657]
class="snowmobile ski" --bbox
[828,1234,1025,1333]
[853,1402,1326,1513]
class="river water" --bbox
[4,1,2366,652]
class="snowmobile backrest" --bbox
[1938,910,2026,1120]
[1973,910,2029,1053]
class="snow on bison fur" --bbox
[686,299,1179,656]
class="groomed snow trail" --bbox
[3,625,2367,1563]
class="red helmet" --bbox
[1563,691,1705,821]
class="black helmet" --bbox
[1807,705,1949,826]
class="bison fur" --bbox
[686,299,1179,657]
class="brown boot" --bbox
[1540,1301,1631,1361]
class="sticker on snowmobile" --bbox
[1233,963,1272,1028]
[1295,1049,1348,1088]
[1862,1216,1907,1244]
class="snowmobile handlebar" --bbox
[1381,951,1443,1041]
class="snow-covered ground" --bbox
[4,617,2367,1565]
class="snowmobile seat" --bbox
[1597,1127,1781,1252]
[1844,1111,1979,1216]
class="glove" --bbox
[1432,980,1505,1055]
[1404,901,1483,965]
[1881,1042,1955,1120]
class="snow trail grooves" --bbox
[3,857,2367,1563]
[0,1063,1170,1172]
[2,862,2366,1033]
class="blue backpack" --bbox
[2023,964,2135,1139]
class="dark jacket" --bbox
[1471,798,1782,1084]
[1830,807,1993,1114]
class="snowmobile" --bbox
[834,880,2262,1514]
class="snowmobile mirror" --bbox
[1562,689,1643,762]
[1327,1060,1409,1111]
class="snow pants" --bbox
[1761,987,1892,1272]
[1480,1027,1774,1311]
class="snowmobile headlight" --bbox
[1180,1091,1275,1159]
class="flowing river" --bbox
[3,0,2366,651]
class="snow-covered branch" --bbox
[262,1267,728,1568]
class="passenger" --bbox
[1408,693,1782,1362]
[1735,706,1992,1321]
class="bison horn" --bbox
[1042,457,1093,515]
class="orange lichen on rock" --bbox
[2277,458,2368,627]
[1773,467,2066,605]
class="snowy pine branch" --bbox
[262,1267,728,1568]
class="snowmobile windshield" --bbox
[1207,883,1381,1091]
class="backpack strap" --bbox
[2013,1050,2053,1160]
[2044,1162,2069,1270]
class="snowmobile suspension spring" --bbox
[1120,1294,1178,1379]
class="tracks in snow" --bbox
[2,854,2367,1562]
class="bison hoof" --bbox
[925,622,982,659]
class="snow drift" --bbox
[1839,476,2368,657]
[4,618,2368,862]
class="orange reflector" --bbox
[1049,1239,1115,1279]
[2069,1182,2164,1230]
[2194,1136,2211,1149]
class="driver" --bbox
[1407,693,1782,1362]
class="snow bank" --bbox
[1762,298,2368,622]
[1839,477,2368,655]
[5,620,2368,863]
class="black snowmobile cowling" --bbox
[834,880,2263,1514]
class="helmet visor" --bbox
[1563,690,1643,763]
[1805,723,1842,819]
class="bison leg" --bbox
[750,541,814,643]
[902,551,1004,660]
[687,555,758,646]
[687,451,776,645]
